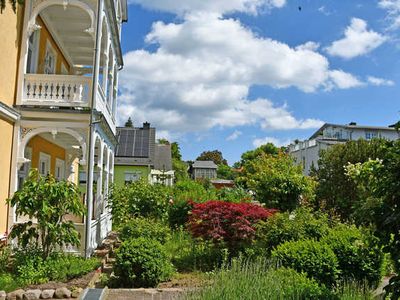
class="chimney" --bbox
[143,122,150,129]
[349,122,357,126]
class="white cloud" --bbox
[226,130,242,141]
[118,14,362,135]
[128,0,286,15]
[318,6,332,16]
[326,18,387,59]
[379,0,400,30]
[327,70,364,89]
[253,136,291,148]
[367,76,395,86]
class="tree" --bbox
[312,138,387,221]
[125,117,133,127]
[1,0,22,13]
[217,164,236,180]
[7,169,85,259]
[346,140,400,297]
[196,150,227,165]
[238,152,314,211]
[171,142,182,161]
[237,143,279,167]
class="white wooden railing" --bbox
[23,74,92,107]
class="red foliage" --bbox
[188,200,277,246]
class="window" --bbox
[125,171,141,184]
[39,153,51,176]
[43,42,57,74]
[18,147,32,189]
[26,31,39,73]
[55,158,65,181]
[79,171,87,184]
[365,132,377,140]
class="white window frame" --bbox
[26,31,40,74]
[124,171,141,184]
[55,158,65,181]
[43,41,57,74]
[39,152,51,176]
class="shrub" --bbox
[188,258,333,300]
[168,199,193,228]
[164,229,228,272]
[173,180,216,203]
[8,169,85,259]
[109,180,171,227]
[13,249,100,285]
[272,239,339,286]
[0,273,21,293]
[0,245,11,273]
[114,237,174,287]
[119,217,171,244]
[188,201,277,250]
[216,187,252,203]
[321,225,384,286]
[255,208,330,252]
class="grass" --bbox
[186,257,375,300]
[0,273,22,292]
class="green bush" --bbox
[13,249,100,285]
[165,229,227,272]
[188,258,333,300]
[119,217,171,244]
[0,245,11,273]
[114,237,174,287]
[256,208,330,252]
[173,180,216,203]
[272,239,339,286]
[321,225,384,286]
[109,180,171,227]
[216,187,252,203]
[0,273,21,293]
[168,199,193,228]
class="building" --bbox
[0,4,24,241]
[191,160,217,180]
[114,123,174,186]
[289,122,400,175]
[3,0,128,256]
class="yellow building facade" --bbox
[0,5,23,240]
[3,0,128,256]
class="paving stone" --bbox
[7,289,25,300]
[0,291,6,300]
[54,288,71,299]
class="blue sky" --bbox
[117,0,400,164]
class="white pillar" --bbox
[102,37,110,95]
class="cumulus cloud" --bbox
[326,18,387,59]
[128,0,286,15]
[226,130,242,141]
[367,76,395,86]
[253,136,291,147]
[117,13,363,135]
[379,0,400,30]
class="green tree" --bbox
[217,164,235,180]
[312,138,387,221]
[171,142,182,161]
[172,159,189,182]
[239,153,314,211]
[7,169,85,259]
[346,140,400,297]
[237,143,279,167]
[196,150,227,165]
[124,117,133,127]
[1,0,22,13]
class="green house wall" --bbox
[114,165,150,186]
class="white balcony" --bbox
[23,74,92,107]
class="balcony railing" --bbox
[23,74,92,107]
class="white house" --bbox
[288,122,400,175]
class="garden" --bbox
[2,138,400,300]
[101,139,400,299]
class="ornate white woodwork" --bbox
[23,74,92,106]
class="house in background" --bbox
[114,123,174,186]
[190,160,217,180]
[5,0,128,256]
[289,122,400,175]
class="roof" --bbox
[192,160,218,169]
[154,144,173,171]
[115,125,155,158]
[309,123,396,139]
[210,179,234,184]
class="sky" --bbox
[117,0,400,164]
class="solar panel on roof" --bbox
[116,128,151,158]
